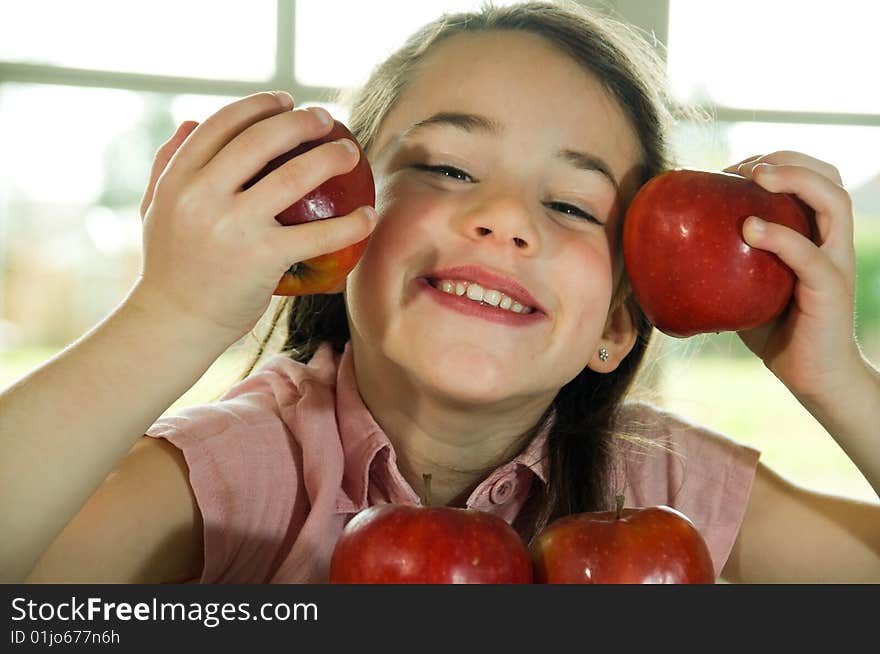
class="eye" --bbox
[546,201,604,226]
[414,164,475,182]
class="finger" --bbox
[722,153,763,174]
[236,137,363,224]
[172,91,295,174]
[266,205,377,270]
[748,163,854,272]
[742,216,841,296]
[201,106,334,191]
[737,150,843,185]
[140,120,199,219]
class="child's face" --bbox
[345,30,643,407]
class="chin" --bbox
[412,345,528,406]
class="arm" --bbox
[26,437,203,583]
[729,152,880,497]
[721,460,880,583]
[0,92,374,582]
[716,152,880,582]
[798,356,880,496]
[0,289,230,583]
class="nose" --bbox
[460,191,541,254]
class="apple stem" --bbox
[615,494,625,520]
[422,473,432,507]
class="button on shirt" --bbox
[145,341,760,583]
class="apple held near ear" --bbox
[623,169,814,337]
[531,496,715,584]
[243,117,375,296]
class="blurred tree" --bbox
[97,94,176,208]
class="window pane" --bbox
[669,120,880,356]
[294,0,520,88]
[668,0,878,113]
[672,121,880,190]
[663,120,880,501]
[0,85,344,338]
[0,0,276,81]
[0,85,253,347]
[670,120,880,355]
[0,85,169,346]
[0,84,348,407]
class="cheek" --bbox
[554,238,616,332]
[376,174,445,226]
[365,181,450,261]
[362,202,426,270]
[347,181,441,302]
[559,230,614,290]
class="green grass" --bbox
[2,345,875,502]
[1,346,61,390]
[0,345,253,417]
[651,355,876,501]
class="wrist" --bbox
[121,279,243,355]
[798,349,879,439]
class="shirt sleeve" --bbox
[145,372,309,584]
[614,402,762,579]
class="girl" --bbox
[2,2,878,584]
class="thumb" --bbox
[140,120,199,220]
[742,215,833,295]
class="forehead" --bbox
[374,30,642,177]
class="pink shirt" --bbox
[145,342,760,583]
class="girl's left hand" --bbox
[723,151,862,404]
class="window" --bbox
[0,1,277,80]
[667,0,878,114]
[1,0,876,498]
[658,0,878,501]
[294,0,515,88]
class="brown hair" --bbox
[243,1,674,541]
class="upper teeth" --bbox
[433,279,534,314]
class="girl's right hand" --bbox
[132,91,376,346]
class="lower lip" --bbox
[416,278,547,327]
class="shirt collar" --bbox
[333,341,552,513]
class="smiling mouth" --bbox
[427,278,536,314]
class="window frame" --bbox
[1,0,877,127]
[0,0,335,104]
[607,0,879,128]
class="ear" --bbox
[587,294,639,373]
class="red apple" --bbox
[622,169,814,337]
[243,116,375,296]
[531,496,715,584]
[329,475,533,584]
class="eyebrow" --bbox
[404,111,503,137]
[404,111,619,190]
[557,149,619,190]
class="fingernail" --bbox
[752,162,773,177]
[274,91,294,109]
[363,206,377,223]
[336,138,358,155]
[744,216,765,240]
[308,106,332,126]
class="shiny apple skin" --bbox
[329,504,534,584]
[531,505,715,584]
[244,119,375,296]
[623,170,813,337]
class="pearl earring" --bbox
[598,346,609,362]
